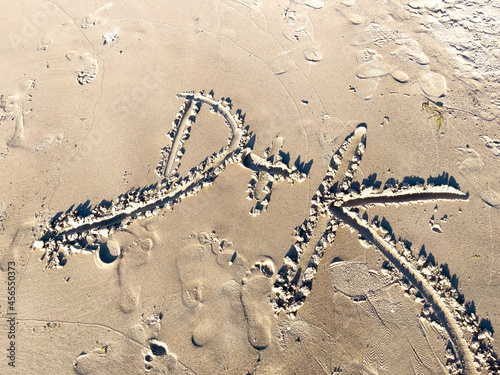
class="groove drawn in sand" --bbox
[35,91,304,269]
[272,124,498,373]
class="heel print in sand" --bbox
[241,257,275,349]
[117,236,152,313]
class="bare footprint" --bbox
[66,51,98,85]
[175,232,275,355]
[2,83,63,152]
[282,2,323,63]
[176,232,245,348]
[418,67,447,97]
[176,239,207,309]
[0,221,35,272]
[112,232,153,313]
[319,117,355,165]
[81,2,113,29]
[5,97,25,148]
[241,257,275,350]
[481,135,500,157]
[457,147,500,208]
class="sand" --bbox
[1,0,499,374]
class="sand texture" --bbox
[1,0,500,374]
